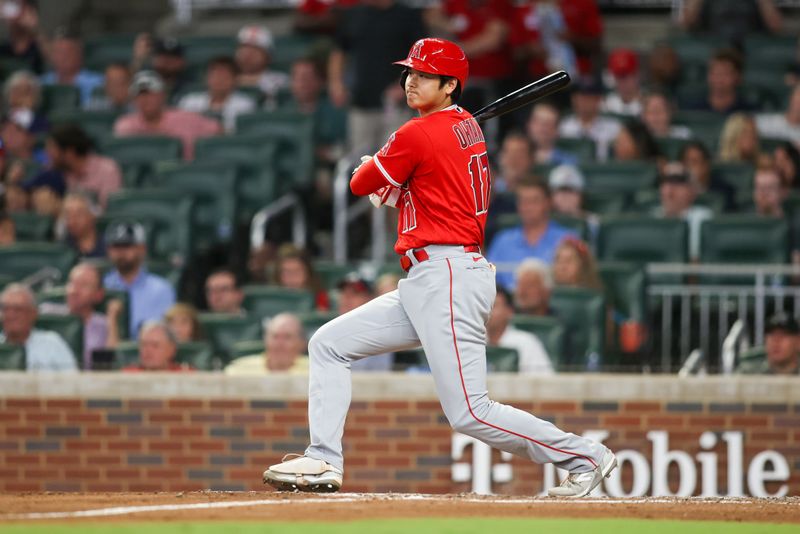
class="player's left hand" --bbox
[369,185,402,209]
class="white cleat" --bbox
[263,454,343,493]
[547,448,617,498]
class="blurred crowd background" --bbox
[0,0,799,377]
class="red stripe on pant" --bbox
[445,258,598,469]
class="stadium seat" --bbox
[700,216,788,264]
[114,340,215,370]
[664,34,728,81]
[152,161,239,252]
[101,136,183,187]
[40,85,80,115]
[549,287,605,370]
[0,343,25,371]
[673,111,725,152]
[38,285,131,341]
[0,274,12,291]
[10,213,53,241]
[656,137,688,161]
[182,36,238,71]
[744,34,797,70]
[580,162,658,196]
[313,261,359,290]
[271,34,320,72]
[35,314,83,367]
[597,216,688,264]
[598,262,647,323]
[83,34,136,72]
[485,346,519,373]
[230,339,264,360]
[509,315,566,369]
[736,346,767,372]
[48,109,120,145]
[104,189,194,265]
[555,138,596,163]
[0,243,77,283]
[235,110,315,192]
[583,191,625,215]
[298,311,337,339]
[241,286,315,318]
[197,313,262,363]
[551,214,590,241]
[193,134,279,219]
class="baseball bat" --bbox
[472,70,571,123]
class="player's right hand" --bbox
[352,155,373,175]
[369,185,401,209]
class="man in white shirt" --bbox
[235,24,289,106]
[487,285,554,375]
[559,78,621,161]
[0,284,77,372]
[756,85,800,146]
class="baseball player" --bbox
[263,38,617,497]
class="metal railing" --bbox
[250,192,307,251]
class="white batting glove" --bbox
[352,155,373,175]
[369,185,402,209]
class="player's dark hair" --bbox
[49,123,93,156]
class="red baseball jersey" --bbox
[356,105,491,255]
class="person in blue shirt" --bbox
[102,221,175,338]
[39,28,103,106]
[487,177,577,290]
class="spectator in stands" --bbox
[1,184,27,213]
[85,62,133,112]
[204,268,245,315]
[123,320,193,372]
[682,49,754,115]
[375,272,402,296]
[164,303,204,343]
[40,28,103,106]
[0,212,15,245]
[235,25,289,105]
[224,313,308,375]
[488,177,577,289]
[2,70,48,134]
[641,92,691,140]
[548,164,598,231]
[60,192,105,259]
[293,0,347,35]
[113,70,222,161]
[752,164,788,218]
[560,0,603,77]
[509,0,576,80]
[773,141,800,190]
[1,108,47,170]
[552,236,602,291]
[652,162,713,260]
[527,103,577,166]
[0,0,44,73]
[647,44,681,93]
[39,262,113,369]
[679,140,736,210]
[336,272,394,371]
[271,244,330,311]
[131,35,191,101]
[329,0,423,152]
[494,131,534,194]
[602,48,642,116]
[45,123,122,208]
[103,221,176,337]
[719,113,761,165]
[178,56,257,133]
[612,119,661,164]
[737,313,798,375]
[756,85,800,147]
[487,284,553,374]
[559,77,620,161]
[678,0,783,47]
[0,283,77,371]
[513,258,555,316]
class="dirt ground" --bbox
[1,492,799,524]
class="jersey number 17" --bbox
[469,152,491,215]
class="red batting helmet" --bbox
[393,38,469,89]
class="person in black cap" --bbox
[130,34,189,100]
[558,77,621,161]
[737,313,799,375]
[102,220,175,338]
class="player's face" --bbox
[404,69,455,115]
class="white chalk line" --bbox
[3,494,796,521]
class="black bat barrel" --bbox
[472,71,571,123]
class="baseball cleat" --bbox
[263,454,343,493]
[547,447,617,498]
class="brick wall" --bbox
[1,395,798,495]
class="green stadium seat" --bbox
[235,110,315,192]
[313,261,358,290]
[509,315,566,369]
[104,189,194,265]
[197,313,262,363]
[485,346,519,373]
[656,137,688,161]
[551,214,590,241]
[580,162,658,196]
[695,191,725,213]
[242,286,315,318]
[673,111,725,152]
[298,311,337,339]
[113,340,215,370]
[271,34,319,72]
[182,36,238,70]
[736,346,767,372]
[193,134,279,219]
[35,314,83,367]
[597,216,688,263]
[38,286,131,342]
[231,339,264,360]
[0,274,13,290]
[0,243,77,283]
[0,343,25,371]
[582,191,625,215]
[10,212,53,241]
[48,109,120,145]
[555,138,596,163]
[100,136,183,187]
[83,35,136,71]
[0,57,30,79]
[549,287,605,369]
[700,216,788,264]
[40,85,80,115]
[664,34,728,81]
[597,262,646,323]
[152,161,239,252]
[744,34,797,69]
